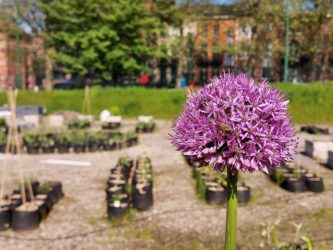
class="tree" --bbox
[40,0,162,85]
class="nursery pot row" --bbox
[0,181,64,231]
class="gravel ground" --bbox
[0,120,332,250]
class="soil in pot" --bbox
[0,202,12,230]
[283,177,307,192]
[306,176,324,192]
[237,185,251,203]
[205,186,226,205]
[11,203,40,231]
[107,202,128,219]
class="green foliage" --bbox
[40,0,163,82]
[39,134,54,147]
[119,156,132,168]
[109,106,121,116]
[0,131,7,145]
[68,119,90,129]
[23,133,39,147]
[69,130,87,145]
[126,131,137,140]
[0,83,332,123]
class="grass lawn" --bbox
[0,82,332,124]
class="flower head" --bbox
[170,73,297,173]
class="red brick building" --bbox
[0,32,35,90]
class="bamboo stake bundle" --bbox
[82,84,92,115]
[0,86,35,209]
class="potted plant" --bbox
[282,168,307,193]
[305,173,324,192]
[86,132,100,152]
[11,202,40,231]
[205,182,226,205]
[132,181,153,211]
[55,131,71,153]
[112,134,123,150]
[0,200,11,230]
[39,134,55,154]
[0,131,6,153]
[125,131,138,147]
[107,198,128,219]
[23,133,40,154]
[136,122,145,133]
[70,130,87,153]
[68,119,90,129]
[119,156,133,180]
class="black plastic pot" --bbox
[135,127,144,133]
[11,205,40,231]
[144,127,154,133]
[107,203,128,219]
[36,200,48,220]
[121,167,132,180]
[282,177,307,192]
[105,187,123,200]
[73,145,86,153]
[0,206,11,230]
[306,176,324,192]
[237,186,251,203]
[26,146,40,154]
[205,187,226,205]
[36,194,52,214]
[88,143,100,152]
[115,142,123,150]
[41,146,54,154]
[132,184,153,211]
[47,181,64,201]
[104,143,116,151]
[0,144,6,153]
[57,145,70,154]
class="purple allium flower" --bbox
[170,73,297,173]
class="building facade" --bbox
[0,32,35,90]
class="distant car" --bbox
[53,81,75,90]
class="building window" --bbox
[227,28,234,44]
[224,53,234,66]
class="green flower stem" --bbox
[225,168,238,250]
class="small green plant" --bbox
[119,156,132,168]
[0,131,7,145]
[112,134,123,143]
[55,131,71,145]
[39,134,54,147]
[70,130,87,145]
[126,131,137,140]
[68,119,90,129]
[23,133,39,147]
[38,183,50,193]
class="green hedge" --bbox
[0,83,332,124]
